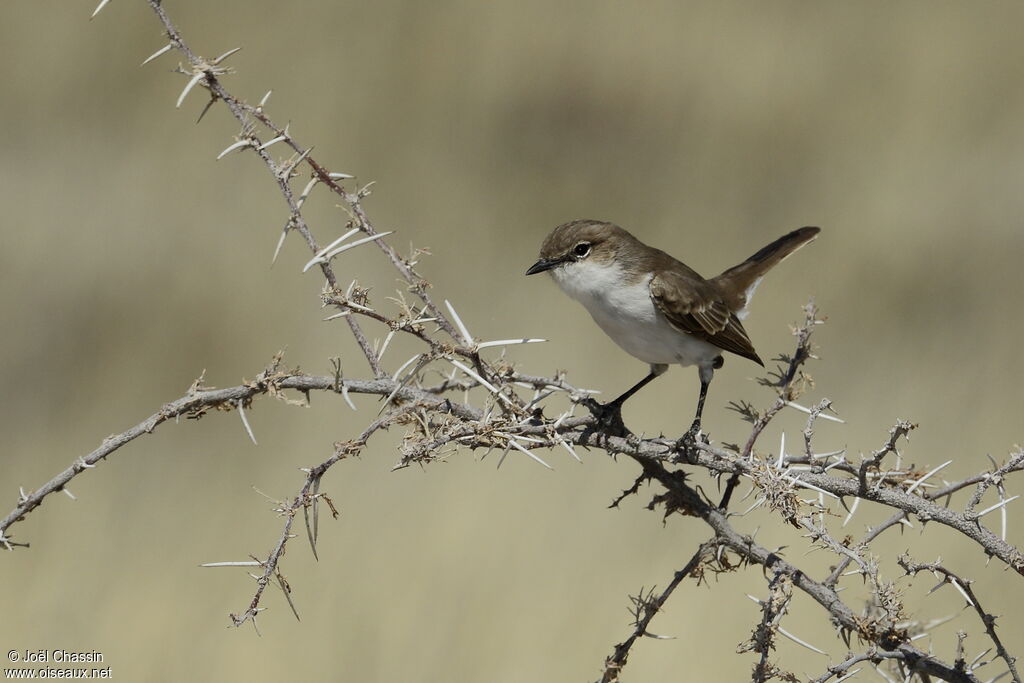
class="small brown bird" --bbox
[526,220,820,439]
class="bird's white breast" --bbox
[550,260,721,368]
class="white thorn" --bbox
[496,432,546,444]
[200,561,263,568]
[176,71,206,109]
[90,0,111,19]
[258,134,286,151]
[905,460,953,494]
[341,384,357,411]
[445,300,473,346]
[342,301,374,313]
[323,311,351,321]
[378,356,431,415]
[475,338,547,349]
[776,431,786,469]
[141,43,173,66]
[376,330,396,363]
[949,577,974,606]
[824,455,847,471]
[303,232,393,273]
[777,627,826,655]
[975,495,1019,519]
[296,177,319,209]
[506,439,553,470]
[999,486,1008,542]
[283,146,313,174]
[449,360,513,406]
[271,228,289,266]
[784,401,845,423]
[328,172,355,180]
[237,400,258,445]
[842,496,861,527]
[556,436,581,462]
[302,228,361,272]
[391,354,422,381]
[63,488,76,500]
[216,139,252,160]
[212,47,242,65]
[258,90,272,108]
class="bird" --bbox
[525,219,820,442]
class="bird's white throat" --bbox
[549,260,721,369]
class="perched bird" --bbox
[526,220,820,440]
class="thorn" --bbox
[842,496,861,527]
[506,439,553,470]
[296,177,319,209]
[475,338,546,349]
[258,134,286,151]
[216,139,252,160]
[975,495,1019,519]
[777,627,826,654]
[445,300,473,346]
[90,0,111,19]
[376,330,396,363]
[302,232,393,272]
[195,95,217,124]
[238,400,258,445]
[212,47,242,65]
[391,353,423,381]
[949,577,974,606]
[341,384,357,411]
[785,401,845,423]
[141,43,173,67]
[271,227,289,266]
[905,460,953,494]
[301,228,360,272]
[281,146,313,176]
[449,360,513,407]
[176,71,206,109]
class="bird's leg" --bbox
[582,368,662,437]
[689,376,710,435]
[676,366,713,459]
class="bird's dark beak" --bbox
[525,257,562,275]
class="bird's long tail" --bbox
[712,226,820,311]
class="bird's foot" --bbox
[581,398,631,438]
[672,420,706,463]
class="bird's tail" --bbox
[712,226,820,312]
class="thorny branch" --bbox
[899,556,1021,683]
[599,539,718,683]
[6,2,1024,680]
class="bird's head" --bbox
[525,219,626,277]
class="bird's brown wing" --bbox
[649,270,764,365]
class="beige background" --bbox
[2,1,1023,681]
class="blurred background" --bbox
[3,1,1023,680]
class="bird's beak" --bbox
[525,257,563,275]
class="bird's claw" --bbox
[672,421,706,462]
[581,398,631,438]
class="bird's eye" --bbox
[572,242,591,258]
